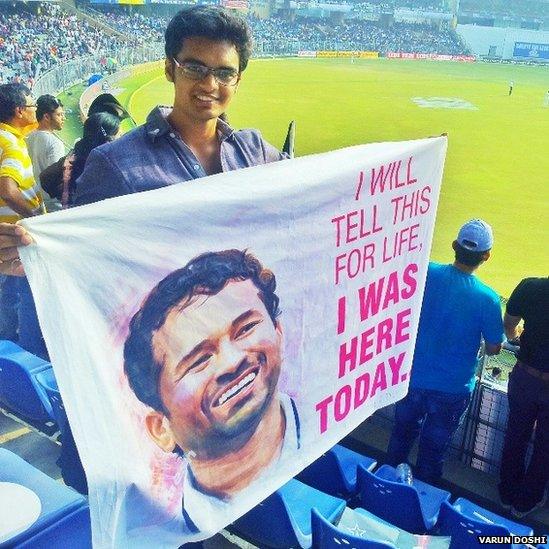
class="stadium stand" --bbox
[0,3,134,85]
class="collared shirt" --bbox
[73,106,287,207]
[182,393,301,533]
[0,122,44,223]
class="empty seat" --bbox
[297,444,377,500]
[436,500,534,548]
[15,506,91,549]
[231,478,346,548]
[0,449,88,548]
[35,370,88,495]
[0,341,56,435]
[311,507,395,548]
[357,464,450,533]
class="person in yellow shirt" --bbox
[0,83,44,222]
[0,83,46,356]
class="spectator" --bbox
[26,94,66,211]
[70,5,287,207]
[498,277,549,517]
[0,83,46,357]
[0,3,133,84]
[63,112,120,207]
[386,219,503,483]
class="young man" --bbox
[0,83,45,350]
[72,5,286,206]
[0,6,286,271]
[124,249,299,532]
[26,94,65,187]
[387,219,503,483]
[499,277,549,517]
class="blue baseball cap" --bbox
[457,219,493,252]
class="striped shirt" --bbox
[0,122,44,223]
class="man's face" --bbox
[47,106,65,131]
[167,36,240,124]
[18,95,37,127]
[151,279,282,457]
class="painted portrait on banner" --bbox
[20,137,447,546]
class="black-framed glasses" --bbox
[172,58,239,87]
[23,103,37,109]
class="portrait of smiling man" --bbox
[123,249,300,532]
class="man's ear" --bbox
[165,58,174,83]
[144,410,176,453]
[452,240,458,252]
[482,250,491,262]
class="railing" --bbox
[33,44,164,97]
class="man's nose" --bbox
[198,72,218,91]
[216,339,246,382]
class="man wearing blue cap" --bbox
[387,219,504,483]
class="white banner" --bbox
[20,137,447,547]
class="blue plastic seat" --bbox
[357,464,450,533]
[15,506,92,549]
[0,449,88,548]
[311,508,396,548]
[452,498,533,540]
[0,341,56,435]
[231,478,346,548]
[35,369,66,432]
[35,370,88,495]
[436,501,524,548]
[297,444,377,500]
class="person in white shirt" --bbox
[26,94,65,210]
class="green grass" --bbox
[64,58,549,297]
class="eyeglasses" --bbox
[23,104,37,109]
[172,58,239,87]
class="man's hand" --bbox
[0,223,32,276]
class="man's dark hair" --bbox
[0,83,31,123]
[124,249,280,414]
[454,241,488,267]
[165,6,253,73]
[36,94,62,121]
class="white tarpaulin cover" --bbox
[20,137,447,547]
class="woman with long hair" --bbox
[62,112,120,207]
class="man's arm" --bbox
[504,278,528,342]
[0,176,36,217]
[0,222,32,276]
[482,292,504,356]
[504,312,522,341]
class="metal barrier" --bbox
[33,44,164,98]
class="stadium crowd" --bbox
[249,16,468,55]
[0,3,131,85]
[0,1,469,87]
[83,8,167,45]
[351,0,449,13]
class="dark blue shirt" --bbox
[74,106,286,206]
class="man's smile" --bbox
[215,369,257,406]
